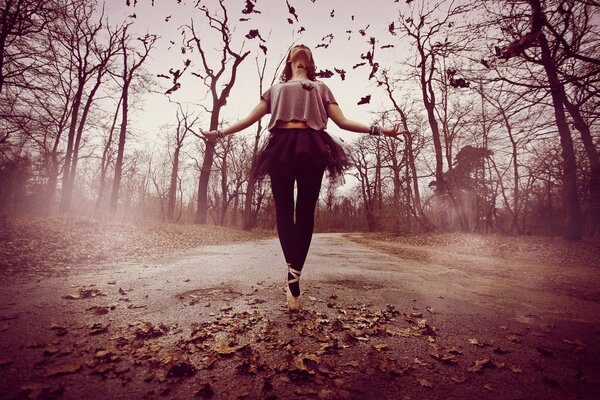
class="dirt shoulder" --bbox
[346,232,600,269]
[0,216,273,280]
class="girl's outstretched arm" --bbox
[204,100,269,142]
[327,103,405,137]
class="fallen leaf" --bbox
[86,306,110,315]
[468,358,493,373]
[483,383,494,391]
[0,357,14,366]
[468,338,486,347]
[213,341,242,355]
[135,322,167,339]
[507,335,521,343]
[373,344,388,352]
[166,361,196,378]
[62,288,105,300]
[508,363,522,373]
[89,323,109,335]
[43,363,82,377]
[418,378,433,388]
[292,353,320,374]
[562,339,585,348]
[430,352,458,364]
[294,387,318,395]
[196,383,214,398]
[536,346,553,357]
[414,357,429,366]
[450,375,467,383]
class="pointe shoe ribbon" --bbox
[286,265,302,311]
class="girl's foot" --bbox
[286,264,302,311]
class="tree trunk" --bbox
[530,0,581,240]
[563,97,600,237]
[96,94,122,211]
[110,79,130,215]
[59,82,83,212]
[167,145,180,221]
[68,72,103,198]
[243,118,263,230]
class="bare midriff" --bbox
[275,120,309,129]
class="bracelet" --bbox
[369,124,381,136]
[216,129,225,139]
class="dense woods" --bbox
[1,0,598,239]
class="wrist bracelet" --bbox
[369,124,381,136]
[216,129,225,139]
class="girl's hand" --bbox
[202,129,218,144]
[382,123,409,140]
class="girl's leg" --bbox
[269,171,296,267]
[289,162,325,296]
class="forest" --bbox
[1,0,598,240]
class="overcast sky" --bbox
[102,0,425,145]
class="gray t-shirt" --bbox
[261,79,337,131]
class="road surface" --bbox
[1,233,598,399]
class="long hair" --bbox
[279,45,317,82]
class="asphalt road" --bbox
[1,233,599,399]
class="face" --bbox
[288,44,312,67]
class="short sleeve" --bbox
[320,83,337,106]
[260,87,272,112]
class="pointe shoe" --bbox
[286,265,302,311]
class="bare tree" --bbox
[380,70,434,231]
[184,0,250,224]
[166,102,198,221]
[0,0,57,95]
[109,24,156,215]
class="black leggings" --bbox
[270,159,325,271]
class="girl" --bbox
[204,44,403,311]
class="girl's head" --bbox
[280,44,317,82]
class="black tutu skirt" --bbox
[251,128,351,181]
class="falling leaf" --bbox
[357,95,371,105]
